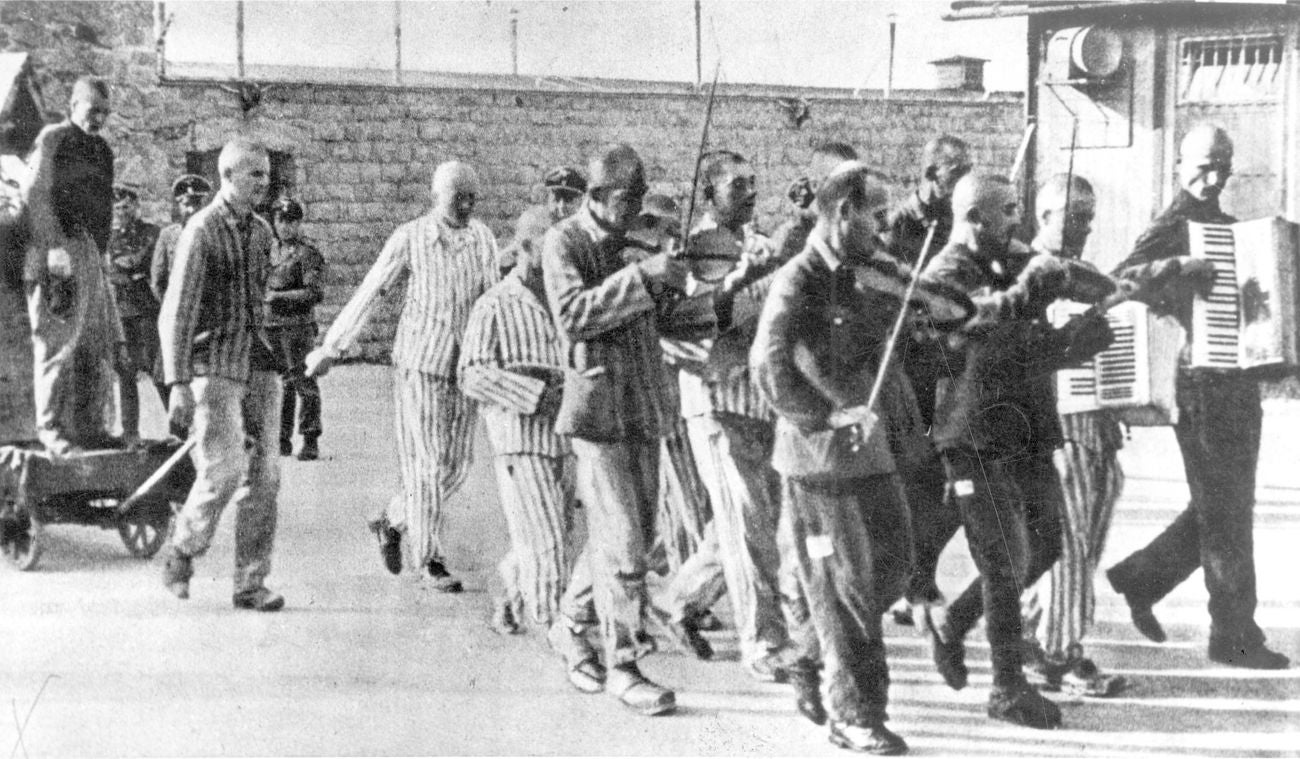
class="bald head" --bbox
[1035,174,1096,257]
[1178,125,1234,202]
[217,138,270,210]
[431,161,480,227]
[922,134,972,198]
[953,172,1020,253]
[69,76,110,135]
[587,144,647,232]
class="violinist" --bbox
[541,144,701,717]
[656,150,795,683]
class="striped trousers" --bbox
[1025,411,1125,657]
[493,453,575,626]
[653,418,712,571]
[661,414,786,662]
[381,368,476,572]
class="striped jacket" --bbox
[543,207,698,442]
[458,273,569,458]
[159,197,274,385]
[678,215,777,423]
[319,214,499,376]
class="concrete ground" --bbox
[2,364,1297,757]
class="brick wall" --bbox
[3,1,1025,362]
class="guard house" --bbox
[946,1,1300,272]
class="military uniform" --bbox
[106,215,163,438]
[265,236,326,451]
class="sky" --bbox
[165,0,1029,91]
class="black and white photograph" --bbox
[0,0,1296,755]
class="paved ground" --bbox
[2,364,1298,757]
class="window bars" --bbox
[1179,35,1284,103]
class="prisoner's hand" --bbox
[637,252,690,293]
[168,384,195,433]
[304,348,336,378]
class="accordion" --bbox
[1189,217,1300,370]
[1049,300,1181,425]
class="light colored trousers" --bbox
[653,419,711,571]
[170,371,282,594]
[382,369,476,571]
[661,414,786,663]
[493,453,575,626]
[560,438,661,667]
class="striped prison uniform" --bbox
[660,217,789,665]
[543,206,701,667]
[318,213,499,571]
[1024,411,1125,658]
[158,197,282,592]
[458,271,575,626]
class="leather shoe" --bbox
[547,621,605,694]
[367,517,402,575]
[297,437,319,461]
[649,607,712,660]
[279,438,293,457]
[789,668,827,726]
[828,721,908,755]
[606,663,676,717]
[426,558,464,593]
[988,681,1062,729]
[929,623,967,690]
[489,597,521,635]
[160,546,193,600]
[1208,640,1290,670]
[742,651,790,683]
[1107,567,1165,643]
[232,587,286,612]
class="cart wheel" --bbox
[1,505,42,571]
[117,499,172,559]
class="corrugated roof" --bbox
[944,0,1298,21]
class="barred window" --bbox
[1179,35,1284,103]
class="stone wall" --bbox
[3,1,1025,361]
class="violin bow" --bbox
[681,62,722,247]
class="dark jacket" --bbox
[106,217,161,319]
[750,238,897,479]
[921,240,1068,456]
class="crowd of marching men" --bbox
[11,74,1289,756]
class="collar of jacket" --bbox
[808,232,843,272]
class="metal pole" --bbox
[235,0,245,79]
[694,0,702,89]
[886,12,897,99]
[510,9,519,77]
[394,0,403,85]
[154,1,167,80]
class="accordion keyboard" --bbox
[1190,223,1240,369]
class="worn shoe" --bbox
[606,663,676,716]
[297,437,319,461]
[547,621,605,694]
[160,546,193,600]
[988,681,1062,729]
[930,623,967,690]
[1208,640,1290,670]
[489,597,522,635]
[367,517,402,575]
[1107,567,1166,643]
[649,607,712,660]
[426,558,464,593]
[789,668,827,726]
[232,587,286,612]
[828,721,908,755]
[742,651,790,683]
[279,438,293,456]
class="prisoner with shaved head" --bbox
[1106,124,1290,670]
[540,142,705,717]
[919,171,1084,729]
[306,158,500,590]
[750,162,914,753]
[20,74,124,453]
[158,137,286,611]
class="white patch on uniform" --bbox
[954,479,975,497]
[806,534,834,559]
